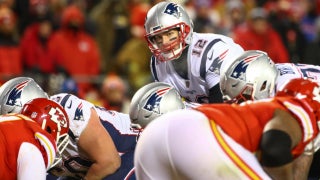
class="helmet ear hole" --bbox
[46,126,52,134]
[260,81,267,91]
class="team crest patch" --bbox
[6,80,30,107]
[74,102,84,121]
[230,54,261,80]
[164,3,180,18]
[143,87,171,114]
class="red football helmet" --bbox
[276,78,320,120]
[20,98,69,165]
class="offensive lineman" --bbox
[135,78,320,180]
[0,77,185,180]
[0,77,127,179]
[220,50,320,179]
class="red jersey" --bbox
[196,96,318,157]
[0,114,57,179]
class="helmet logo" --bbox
[231,54,261,80]
[48,107,68,128]
[143,87,171,114]
[6,80,30,107]
[164,3,180,18]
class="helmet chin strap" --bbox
[159,42,184,61]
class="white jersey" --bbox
[151,32,244,103]
[49,93,138,178]
[276,63,320,91]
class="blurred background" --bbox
[1,0,320,114]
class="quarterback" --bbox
[144,2,244,104]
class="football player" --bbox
[0,98,69,179]
[0,77,122,179]
[144,2,244,104]
[0,77,186,180]
[220,50,320,179]
[134,78,320,179]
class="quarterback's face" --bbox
[152,29,180,52]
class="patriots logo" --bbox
[208,49,229,74]
[143,87,171,114]
[74,102,84,121]
[164,3,180,18]
[230,54,261,80]
[6,80,30,107]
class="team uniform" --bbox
[151,33,244,103]
[49,93,138,179]
[134,96,319,179]
[0,114,57,179]
[276,63,320,90]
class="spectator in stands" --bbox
[115,1,152,94]
[20,12,55,89]
[47,4,101,98]
[101,74,130,113]
[193,0,223,34]
[265,0,307,63]
[0,5,22,84]
[304,17,320,66]
[232,7,290,63]
[13,0,52,36]
[89,0,130,74]
[222,0,246,36]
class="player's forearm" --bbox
[292,154,313,180]
[84,161,120,180]
[263,163,293,180]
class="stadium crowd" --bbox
[2,0,320,179]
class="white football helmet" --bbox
[0,77,49,114]
[129,82,185,129]
[220,50,278,103]
[144,2,193,62]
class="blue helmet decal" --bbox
[230,54,260,80]
[74,102,84,121]
[164,3,179,17]
[6,80,30,107]
[143,87,171,114]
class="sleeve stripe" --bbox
[60,94,72,108]
[200,39,222,79]
[283,101,314,141]
[35,132,56,169]
[209,120,263,179]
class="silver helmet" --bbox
[144,2,193,62]
[0,77,48,114]
[220,50,278,103]
[129,82,185,129]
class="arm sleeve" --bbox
[17,142,47,180]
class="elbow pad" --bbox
[260,129,293,167]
